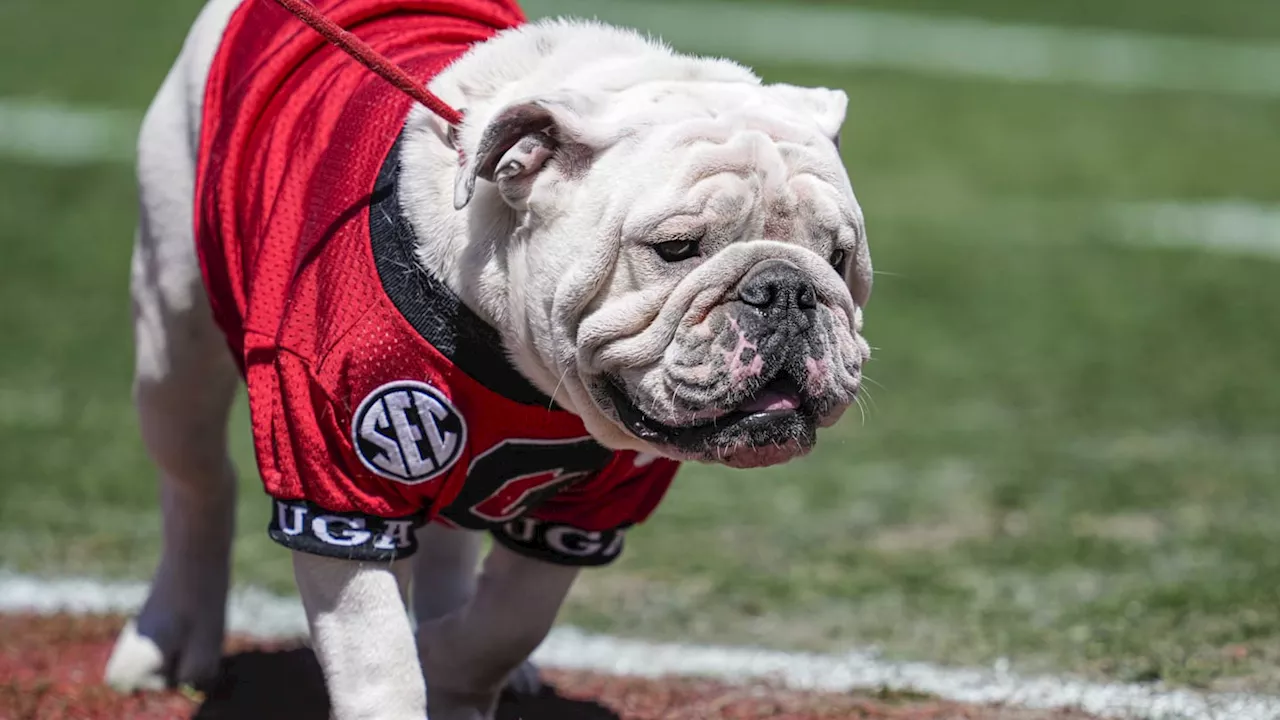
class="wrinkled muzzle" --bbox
[603,257,866,469]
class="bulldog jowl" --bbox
[606,258,862,469]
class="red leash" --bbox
[270,0,465,126]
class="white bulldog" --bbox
[104,0,872,718]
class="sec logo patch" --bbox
[352,381,466,484]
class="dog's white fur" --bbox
[105,1,871,717]
[401,21,870,464]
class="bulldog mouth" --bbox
[604,375,817,452]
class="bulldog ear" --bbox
[767,84,848,146]
[453,95,595,210]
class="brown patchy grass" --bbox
[0,614,1103,720]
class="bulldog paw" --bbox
[104,620,170,692]
[104,607,223,692]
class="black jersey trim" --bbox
[490,518,631,567]
[369,134,558,408]
[268,499,426,562]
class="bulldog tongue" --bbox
[740,390,800,414]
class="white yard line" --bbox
[5,3,1280,168]
[0,98,138,166]
[1111,200,1280,258]
[2,97,1279,261]
[527,0,1280,98]
[1,570,1278,720]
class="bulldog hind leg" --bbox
[105,64,238,693]
[105,217,239,693]
[105,230,239,692]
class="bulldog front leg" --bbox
[418,544,579,720]
[293,552,427,720]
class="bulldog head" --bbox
[448,25,871,469]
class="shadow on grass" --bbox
[192,648,619,720]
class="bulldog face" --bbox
[455,62,871,469]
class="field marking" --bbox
[1112,201,1280,258]
[4,2,1280,167]
[525,0,1280,98]
[976,198,1280,259]
[3,98,1280,262]
[0,98,138,166]
[2,570,1279,720]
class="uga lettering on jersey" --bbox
[268,499,425,561]
[440,437,614,530]
[493,517,627,567]
[352,381,466,484]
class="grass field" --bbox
[2,0,1280,698]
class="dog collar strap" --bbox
[370,134,559,409]
[269,0,465,127]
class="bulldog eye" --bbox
[829,248,847,271]
[653,239,701,262]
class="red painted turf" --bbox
[0,614,1101,720]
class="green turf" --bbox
[3,0,1280,694]
[726,0,1280,42]
[0,1,201,106]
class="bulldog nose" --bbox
[737,260,817,312]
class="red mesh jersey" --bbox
[194,0,679,565]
